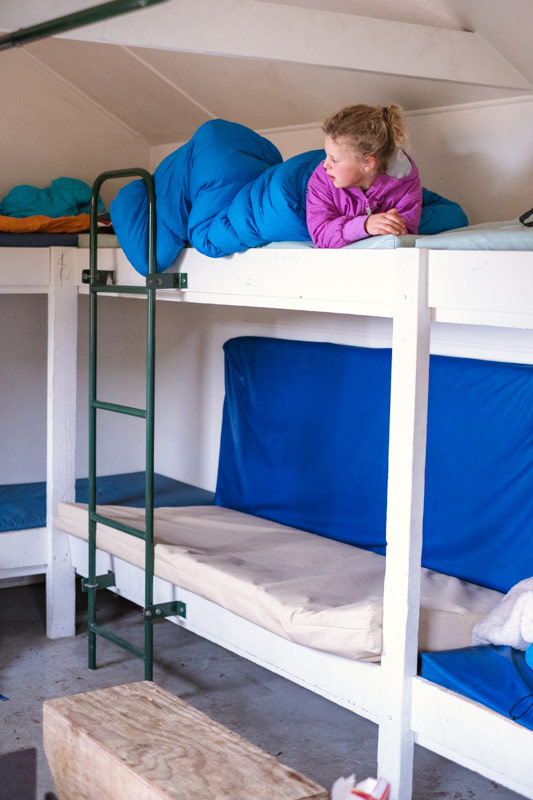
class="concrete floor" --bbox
[0,580,522,800]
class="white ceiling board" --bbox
[254,0,533,83]
[27,39,212,145]
[2,0,532,146]
[22,0,529,91]
[22,38,526,147]
[137,48,525,135]
[252,0,464,29]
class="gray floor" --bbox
[0,580,520,800]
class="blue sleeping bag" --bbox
[110,119,467,275]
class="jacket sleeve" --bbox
[306,167,369,248]
[386,168,423,234]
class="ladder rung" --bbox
[92,399,146,418]
[89,621,145,660]
[90,511,147,540]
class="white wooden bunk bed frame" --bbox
[0,245,77,639]
[41,241,533,800]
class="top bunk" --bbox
[69,117,533,330]
[68,232,533,331]
[3,214,533,331]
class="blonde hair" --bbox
[323,103,408,171]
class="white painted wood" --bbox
[30,0,529,91]
[74,245,533,325]
[428,249,533,320]
[377,251,431,800]
[46,248,78,638]
[0,247,50,287]
[0,528,47,579]
[412,678,533,799]
[73,246,411,317]
[67,535,382,720]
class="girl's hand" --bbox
[364,208,407,236]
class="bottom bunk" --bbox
[53,334,533,797]
[56,509,533,798]
[65,526,383,719]
[0,472,214,581]
[55,499,501,663]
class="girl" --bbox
[306,104,422,248]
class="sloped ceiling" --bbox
[2,0,532,146]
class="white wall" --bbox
[0,295,47,484]
[0,48,150,210]
[408,97,533,224]
[0,48,152,485]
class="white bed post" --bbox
[46,247,78,638]
[377,249,431,800]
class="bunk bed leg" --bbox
[377,250,431,800]
[46,248,78,639]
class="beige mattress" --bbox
[55,502,503,662]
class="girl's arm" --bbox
[386,181,423,234]
[358,166,423,238]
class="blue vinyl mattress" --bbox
[421,646,533,731]
[0,471,214,533]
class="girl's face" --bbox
[323,135,377,190]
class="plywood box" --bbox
[43,681,329,799]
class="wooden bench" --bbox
[43,681,329,799]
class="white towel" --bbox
[472,577,533,650]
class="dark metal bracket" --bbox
[82,269,115,285]
[82,571,116,592]
[146,273,188,289]
[144,601,186,619]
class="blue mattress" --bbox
[420,646,533,731]
[215,336,533,595]
[0,232,80,247]
[0,472,214,533]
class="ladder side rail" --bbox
[144,168,157,680]
[86,168,156,674]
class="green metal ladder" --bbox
[82,168,186,680]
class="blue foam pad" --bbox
[0,472,214,533]
[215,337,533,593]
[0,232,80,247]
[420,646,533,730]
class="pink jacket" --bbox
[306,151,422,248]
